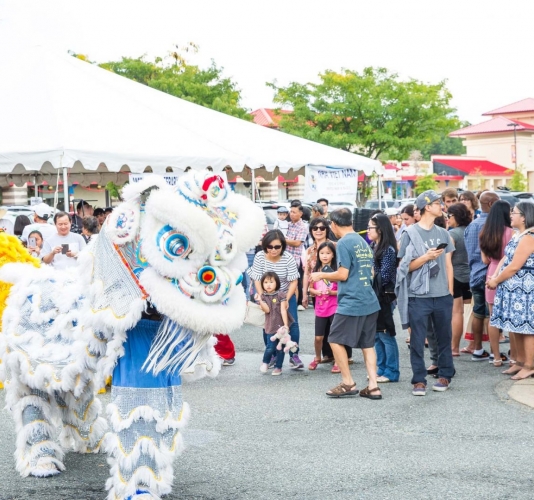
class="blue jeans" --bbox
[287,295,300,356]
[375,332,400,381]
[408,295,454,385]
[262,336,285,369]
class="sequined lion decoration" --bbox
[0,171,265,500]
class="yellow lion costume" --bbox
[0,232,40,389]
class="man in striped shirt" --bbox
[286,204,308,311]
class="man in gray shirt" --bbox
[398,190,455,396]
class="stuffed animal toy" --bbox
[270,325,298,353]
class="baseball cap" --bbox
[277,206,289,213]
[384,207,399,216]
[34,203,52,219]
[415,190,441,210]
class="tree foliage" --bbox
[419,135,466,160]
[414,174,438,195]
[508,164,528,191]
[269,67,461,161]
[73,46,251,120]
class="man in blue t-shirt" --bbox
[311,208,380,399]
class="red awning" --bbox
[434,158,511,176]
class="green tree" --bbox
[414,174,438,195]
[508,164,528,191]
[73,46,251,120]
[420,135,466,160]
[268,67,461,161]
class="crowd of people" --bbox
[3,190,534,398]
[0,200,112,269]
[245,188,534,398]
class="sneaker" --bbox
[289,354,304,369]
[268,355,276,369]
[272,368,282,376]
[412,383,426,396]
[471,350,490,361]
[432,378,450,392]
[222,358,235,366]
[260,363,268,373]
[297,305,306,311]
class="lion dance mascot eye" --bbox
[0,172,265,500]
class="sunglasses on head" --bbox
[266,244,282,250]
[312,226,327,231]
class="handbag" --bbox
[244,301,265,327]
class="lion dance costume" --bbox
[0,171,264,500]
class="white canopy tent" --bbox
[0,46,382,209]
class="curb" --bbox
[508,378,534,408]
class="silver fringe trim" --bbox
[142,317,212,376]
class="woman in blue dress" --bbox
[487,201,534,380]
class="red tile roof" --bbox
[433,156,511,176]
[449,116,534,137]
[482,98,534,116]
[251,108,292,128]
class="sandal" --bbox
[308,358,320,371]
[359,386,382,400]
[331,364,341,374]
[326,382,358,398]
[493,359,503,367]
[511,366,534,380]
[502,364,522,375]
[460,347,474,354]
[320,356,335,364]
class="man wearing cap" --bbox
[0,207,14,235]
[384,207,402,240]
[20,203,57,243]
[272,206,289,236]
[397,190,455,396]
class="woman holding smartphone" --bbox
[27,230,43,258]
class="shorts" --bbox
[453,279,472,300]
[328,311,379,349]
[471,282,489,319]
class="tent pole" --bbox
[378,175,382,209]
[251,168,256,203]
[62,156,69,212]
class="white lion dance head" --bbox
[91,171,265,377]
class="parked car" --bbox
[495,191,520,208]
[2,205,34,225]
[364,199,401,210]
[399,198,417,209]
[510,192,534,200]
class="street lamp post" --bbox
[507,122,519,169]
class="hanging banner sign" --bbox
[304,165,359,203]
[129,171,228,187]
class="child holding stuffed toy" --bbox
[256,271,294,376]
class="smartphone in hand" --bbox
[61,244,69,254]
[321,265,334,286]
[28,237,36,248]
[435,242,448,250]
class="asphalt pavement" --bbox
[1,308,534,500]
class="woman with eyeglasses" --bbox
[247,229,302,369]
[367,214,399,383]
[479,200,513,366]
[459,190,481,220]
[487,201,534,380]
[302,218,352,369]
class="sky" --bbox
[1,0,533,125]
